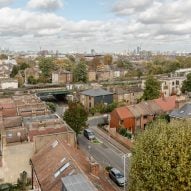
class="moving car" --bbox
[109,168,126,187]
[83,129,95,140]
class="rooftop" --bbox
[61,173,97,191]
[80,88,113,97]
[154,96,176,112]
[23,114,58,124]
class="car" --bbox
[109,168,126,187]
[83,129,95,140]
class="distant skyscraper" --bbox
[137,46,141,54]
[91,49,96,56]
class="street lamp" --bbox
[122,153,132,191]
[88,145,91,162]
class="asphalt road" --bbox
[78,116,131,190]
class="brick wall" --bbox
[33,132,76,153]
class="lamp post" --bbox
[88,145,91,162]
[122,153,132,191]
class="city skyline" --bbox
[0,0,191,52]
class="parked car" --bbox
[109,168,126,187]
[83,129,95,140]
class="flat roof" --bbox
[23,114,58,124]
[80,88,113,97]
[61,173,97,191]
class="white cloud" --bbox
[27,0,63,11]
[0,0,14,7]
[112,0,154,15]
[0,1,191,52]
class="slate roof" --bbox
[61,173,97,191]
[80,88,113,97]
[169,103,191,119]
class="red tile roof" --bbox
[154,96,176,112]
[115,107,134,120]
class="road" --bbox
[78,115,132,190]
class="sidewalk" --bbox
[91,126,131,154]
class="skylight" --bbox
[51,140,58,148]
[54,162,70,178]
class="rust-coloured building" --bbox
[110,107,135,133]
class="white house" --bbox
[0,79,18,89]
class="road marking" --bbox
[90,126,126,155]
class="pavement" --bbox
[78,115,132,190]
[0,142,34,183]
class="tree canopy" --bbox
[63,102,88,135]
[142,75,161,100]
[73,61,88,83]
[129,120,191,191]
[181,73,191,93]
[39,57,55,83]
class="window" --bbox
[54,162,70,178]
[176,80,179,85]
[172,81,175,86]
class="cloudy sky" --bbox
[0,0,191,52]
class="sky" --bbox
[0,0,191,53]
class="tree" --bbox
[0,54,8,59]
[46,102,56,112]
[181,73,191,93]
[27,76,37,84]
[73,61,88,83]
[10,65,19,78]
[103,54,113,65]
[17,171,30,191]
[129,120,191,191]
[142,75,160,100]
[39,57,55,83]
[63,102,88,135]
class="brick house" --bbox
[30,139,97,191]
[88,71,96,82]
[110,107,135,133]
[52,70,73,84]
[80,88,113,110]
[110,96,176,134]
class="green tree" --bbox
[46,102,56,112]
[0,54,8,59]
[103,54,113,65]
[73,61,88,83]
[39,57,55,83]
[10,65,19,78]
[181,73,191,93]
[27,76,37,84]
[17,171,31,191]
[63,102,88,135]
[129,120,191,191]
[142,75,160,100]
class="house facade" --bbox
[52,70,73,84]
[80,88,113,109]
[161,77,185,96]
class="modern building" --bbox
[160,77,185,96]
[80,88,113,109]
[175,68,191,77]
[0,79,18,89]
